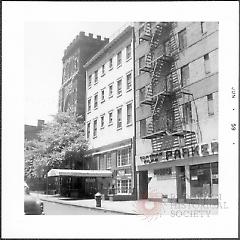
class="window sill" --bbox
[126,88,132,93]
[117,127,122,131]
[101,73,105,77]
[101,99,105,104]
[126,57,132,62]
[117,64,122,69]
[94,82,98,85]
[94,107,98,110]
[108,123,113,126]
[100,126,105,130]
[208,113,215,117]
[93,135,97,139]
[87,111,91,114]
[117,93,122,98]
[109,95,113,99]
[126,123,132,127]
[109,67,113,71]
[88,86,92,89]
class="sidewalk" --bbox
[31,192,219,216]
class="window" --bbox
[117,78,122,96]
[88,75,92,88]
[204,54,210,74]
[126,72,132,91]
[181,64,190,87]
[178,28,187,51]
[183,102,192,124]
[126,44,131,60]
[139,56,145,74]
[100,115,105,128]
[93,119,97,138]
[117,107,122,129]
[207,94,214,116]
[94,93,98,109]
[87,97,91,113]
[127,102,132,125]
[94,70,98,84]
[101,88,105,103]
[139,87,146,102]
[109,83,113,98]
[140,119,147,137]
[101,64,105,76]
[201,22,207,34]
[109,58,113,70]
[99,154,106,170]
[87,122,90,139]
[117,51,122,67]
[117,147,132,166]
[106,152,112,169]
[139,25,144,44]
[108,111,113,126]
[117,179,132,194]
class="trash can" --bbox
[95,192,102,207]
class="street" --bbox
[43,201,122,215]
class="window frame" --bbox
[182,102,192,124]
[201,22,207,34]
[109,83,113,98]
[93,118,98,138]
[109,58,113,70]
[126,71,132,92]
[94,70,98,85]
[178,28,187,51]
[87,97,91,113]
[101,88,105,103]
[126,44,132,61]
[117,51,122,67]
[139,55,145,75]
[117,179,132,195]
[204,54,211,74]
[101,64,105,76]
[100,114,105,129]
[126,102,133,126]
[87,121,91,139]
[181,64,190,87]
[117,78,122,97]
[117,106,123,130]
[94,93,98,110]
[88,74,92,89]
[207,93,214,116]
[108,110,113,126]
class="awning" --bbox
[47,169,112,178]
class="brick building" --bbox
[58,32,109,118]
[83,26,136,200]
[134,22,218,204]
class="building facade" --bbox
[24,120,45,141]
[58,32,109,117]
[134,22,218,204]
[84,26,136,200]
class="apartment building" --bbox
[134,22,218,204]
[58,32,109,117]
[84,26,136,200]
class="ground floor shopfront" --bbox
[86,138,136,201]
[137,154,218,204]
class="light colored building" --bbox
[134,22,218,204]
[84,26,136,200]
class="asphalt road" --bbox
[43,201,121,215]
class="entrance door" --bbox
[176,166,186,203]
[138,171,148,199]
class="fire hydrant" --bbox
[95,192,102,207]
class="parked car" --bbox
[24,182,44,215]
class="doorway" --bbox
[138,171,148,199]
[176,166,186,203]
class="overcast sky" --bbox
[24,21,129,126]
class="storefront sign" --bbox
[140,141,218,165]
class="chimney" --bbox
[37,120,45,128]
[80,31,85,37]
[88,33,93,38]
[104,37,109,43]
[97,35,101,40]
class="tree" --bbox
[24,112,87,184]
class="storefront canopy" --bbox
[47,169,112,178]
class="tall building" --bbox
[84,26,136,200]
[134,22,218,204]
[58,32,109,117]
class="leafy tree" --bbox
[24,112,87,183]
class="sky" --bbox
[24,21,129,126]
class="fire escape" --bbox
[139,22,198,149]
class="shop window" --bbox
[117,107,122,129]
[109,58,113,70]
[94,93,98,109]
[93,119,97,138]
[87,97,91,113]
[117,51,122,67]
[117,179,132,194]
[99,154,106,170]
[117,78,122,97]
[178,28,187,51]
[126,44,131,60]
[87,122,90,139]
[109,83,113,98]
[106,152,112,169]
[117,147,132,166]
[204,54,211,74]
[127,102,132,126]
[108,110,113,126]
[154,167,172,176]
[181,64,190,87]
[207,93,214,116]
[88,74,92,88]
[94,70,98,84]
[182,102,192,124]
[126,72,132,91]
[201,22,207,34]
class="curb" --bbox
[39,197,138,215]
